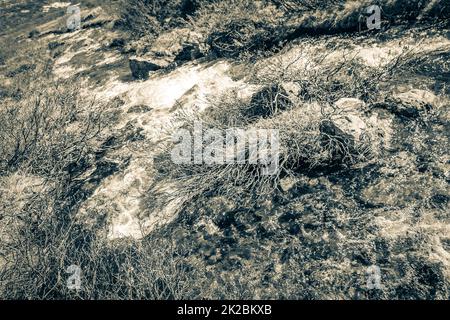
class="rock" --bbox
[129,56,170,80]
[127,104,153,114]
[389,89,438,117]
[320,100,367,143]
[315,97,395,162]
[335,98,366,111]
[332,98,368,141]
[128,28,204,79]
[175,42,204,62]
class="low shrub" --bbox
[0,75,207,299]
[146,42,425,213]
[0,78,103,176]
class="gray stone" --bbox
[334,98,366,111]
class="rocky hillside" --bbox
[0,0,449,299]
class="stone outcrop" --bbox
[129,56,171,80]
[388,89,439,117]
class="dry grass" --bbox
[117,0,201,38]
[146,54,385,215]
[1,0,448,300]
[119,0,450,60]
[146,43,424,212]
[0,74,208,299]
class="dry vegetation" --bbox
[148,43,427,207]
[119,0,450,59]
[0,72,208,299]
[0,0,449,299]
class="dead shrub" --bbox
[0,78,103,177]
